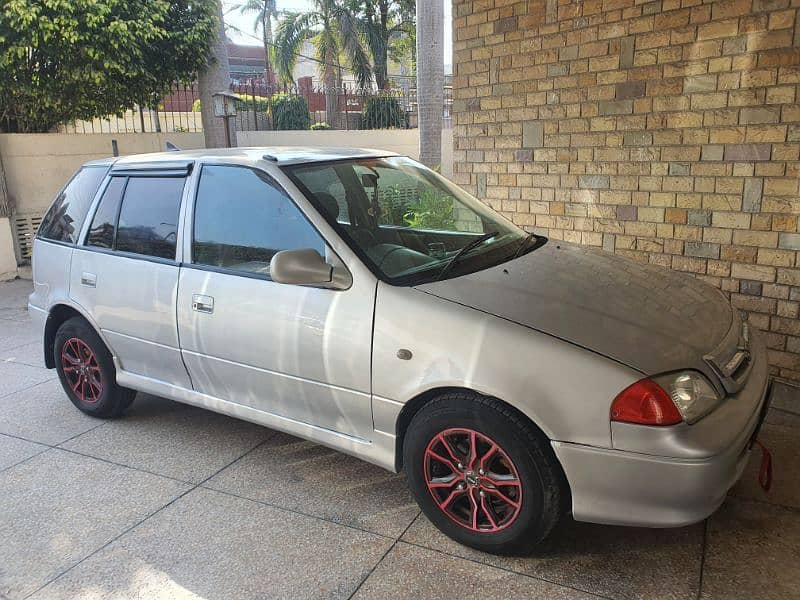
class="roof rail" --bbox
[262,154,279,162]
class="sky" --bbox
[221,0,453,69]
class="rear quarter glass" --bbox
[38,166,108,244]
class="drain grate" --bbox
[12,213,42,262]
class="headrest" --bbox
[315,192,340,221]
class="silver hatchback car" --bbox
[30,147,770,554]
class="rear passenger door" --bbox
[70,165,191,389]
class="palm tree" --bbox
[273,0,371,126]
[416,0,443,167]
[229,0,278,83]
[354,1,415,90]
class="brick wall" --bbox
[452,0,800,381]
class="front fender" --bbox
[372,283,641,449]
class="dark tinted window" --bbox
[39,166,107,243]
[193,165,324,276]
[115,177,184,260]
[86,177,125,249]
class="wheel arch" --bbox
[394,386,558,474]
[43,303,102,368]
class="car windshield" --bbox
[285,156,545,285]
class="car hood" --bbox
[415,241,733,376]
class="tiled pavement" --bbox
[1,278,798,600]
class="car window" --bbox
[39,166,107,243]
[86,177,125,249]
[192,165,325,277]
[290,165,350,224]
[115,177,184,260]
[287,157,535,284]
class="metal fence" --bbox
[56,82,453,134]
[59,85,203,134]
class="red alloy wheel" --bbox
[60,338,103,404]
[423,428,523,533]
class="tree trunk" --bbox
[323,54,338,127]
[416,0,443,168]
[0,151,11,219]
[199,1,236,148]
[263,12,273,84]
[375,34,389,90]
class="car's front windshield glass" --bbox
[285,156,545,285]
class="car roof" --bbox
[86,147,399,169]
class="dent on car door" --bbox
[70,173,191,388]
[176,164,375,440]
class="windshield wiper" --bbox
[513,232,534,259]
[512,232,548,259]
[436,231,499,281]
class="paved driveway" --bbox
[1,278,798,600]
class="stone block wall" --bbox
[452,0,800,380]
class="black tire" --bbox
[403,391,567,554]
[54,317,135,418]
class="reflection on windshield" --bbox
[286,157,544,284]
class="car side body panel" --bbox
[371,282,643,449]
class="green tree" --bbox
[0,0,217,133]
[227,0,278,81]
[350,1,415,90]
[273,0,371,125]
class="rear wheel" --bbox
[403,391,566,554]
[54,317,135,418]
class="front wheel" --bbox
[54,317,135,418]
[403,392,567,554]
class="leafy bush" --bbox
[361,95,407,129]
[310,121,332,130]
[192,94,271,113]
[403,189,456,230]
[271,94,311,130]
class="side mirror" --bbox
[270,248,349,289]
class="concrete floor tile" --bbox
[0,378,99,445]
[0,316,38,352]
[0,279,33,311]
[402,514,703,600]
[30,487,393,600]
[0,360,55,398]
[701,498,800,600]
[353,542,595,599]
[0,449,189,599]
[205,431,419,537]
[62,394,274,483]
[731,423,800,510]
[0,432,47,471]
[0,340,46,368]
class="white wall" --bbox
[0,218,16,280]
[0,132,205,217]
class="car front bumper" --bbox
[552,331,771,528]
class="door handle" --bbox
[192,294,214,314]
[80,272,97,287]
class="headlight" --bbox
[655,371,722,424]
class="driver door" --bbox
[176,164,375,440]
